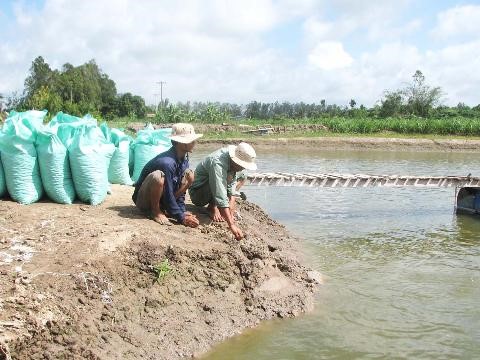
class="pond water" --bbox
[191,147,480,360]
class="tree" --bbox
[24,56,55,99]
[99,74,117,117]
[13,56,145,118]
[5,92,23,111]
[379,90,403,117]
[28,86,63,113]
[117,93,135,117]
[403,70,443,117]
[245,101,262,119]
[379,70,443,118]
[131,95,146,118]
[349,99,356,109]
[320,99,326,113]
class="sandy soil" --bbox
[0,185,320,359]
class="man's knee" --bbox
[150,170,165,186]
[183,169,194,187]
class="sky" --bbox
[1,0,480,107]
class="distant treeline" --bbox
[154,70,480,123]
[2,57,480,123]
[2,56,147,119]
[154,98,480,124]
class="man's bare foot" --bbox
[208,205,224,222]
[152,213,172,225]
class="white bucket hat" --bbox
[228,142,257,171]
[169,123,203,144]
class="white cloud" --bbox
[308,41,353,70]
[303,7,421,46]
[433,5,480,39]
[367,19,422,42]
[359,42,422,79]
[424,40,480,104]
[0,0,480,107]
[0,0,285,102]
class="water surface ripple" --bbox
[191,148,480,360]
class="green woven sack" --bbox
[68,126,115,205]
[0,110,46,204]
[132,125,172,183]
[100,123,133,185]
[0,155,6,197]
[48,112,97,148]
[36,130,76,204]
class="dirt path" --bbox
[0,185,320,359]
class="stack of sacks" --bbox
[100,123,133,185]
[46,112,115,205]
[0,110,46,204]
[36,112,99,204]
[131,124,172,183]
[0,111,171,206]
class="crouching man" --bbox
[132,123,202,228]
[188,142,257,240]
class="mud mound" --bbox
[0,185,320,359]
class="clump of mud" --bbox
[0,185,321,359]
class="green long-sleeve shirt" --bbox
[190,148,242,208]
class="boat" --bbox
[455,187,480,215]
[241,124,274,135]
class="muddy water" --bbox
[191,147,480,360]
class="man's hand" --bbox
[183,213,199,228]
[229,224,243,240]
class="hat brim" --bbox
[169,133,203,144]
[228,145,257,171]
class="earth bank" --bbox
[126,122,480,152]
[0,185,320,359]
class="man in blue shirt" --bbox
[132,123,202,227]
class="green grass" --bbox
[105,116,480,139]
[202,130,480,141]
[311,117,480,136]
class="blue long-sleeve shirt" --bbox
[132,147,188,223]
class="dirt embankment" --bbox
[199,136,480,152]
[127,123,480,152]
[0,185,320,359]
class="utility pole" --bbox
[154,93,160,112]
[156,81,166,108]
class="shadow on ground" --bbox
[107,203,213,226]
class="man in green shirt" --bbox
[189,142,257,240]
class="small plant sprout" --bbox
[152,259,172,283]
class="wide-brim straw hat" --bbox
[228,142,257,171]
[169,123,203,144]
